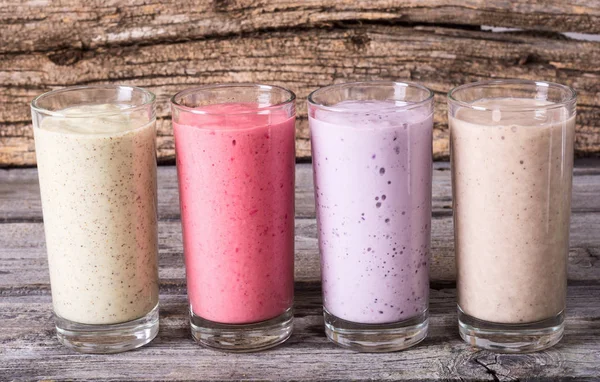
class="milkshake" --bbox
[448,80,576,352]
[308,82,434,352]
[32,85,159,353]
[171,84,296,352]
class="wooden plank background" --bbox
[2,1,600,166]
[1,161,600,380]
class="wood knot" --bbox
[346,32,371,52]
[517,53,546,66]
[213,0,235,12]
[47,49,83,66]
[451,350,563,379]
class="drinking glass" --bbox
[308,81,434,352]
[448,79,576,352]
[31,85,159,353]
[171,84,296,352]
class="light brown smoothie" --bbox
[450,98,575,324]
[34,104,159,325]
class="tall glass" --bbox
[448,80,576,352]
[171,84,296,352]
[308,81,434,352]
[31,85,159,353]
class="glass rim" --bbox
[447,79,577,112]
[170,83,296,115]
[30,85,156,118]
[307,81,435,113]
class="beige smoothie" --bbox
[450,98,575,324]
[34,104,159,325]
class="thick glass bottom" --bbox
[190,307,293,352]
[458,306,564,353]
[323,307,428,352]
[55,303,159,354]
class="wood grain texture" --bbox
[2,1,600,166]
[1,288,599,381]
[1,214,600,288]
[3,162,600,221]
[1,162,600,380]
[2,0,600,54]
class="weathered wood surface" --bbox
[1,288,599,381]
[3,0,600,54]
[3,162,600,221]
[1,162,600,381]
[2,1,600,166]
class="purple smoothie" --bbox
[309,100,433,324]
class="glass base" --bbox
[458,306,564,353]
[323,308,428,352]
[55,303,159,354]
[190,307,293,352]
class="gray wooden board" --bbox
[1,215,600,288]
[1,162,600,380]
[1,287,599,381]
[2,161,600,222]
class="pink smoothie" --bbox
[310,100,432,324]
[173,103,295,324]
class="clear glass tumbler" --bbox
[448,80,576,353]
[308,81,434,352]
[31,85,160,353]
[171,84,296,352]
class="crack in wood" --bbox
[474,356,502,382]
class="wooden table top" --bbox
[1,162,599,381]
